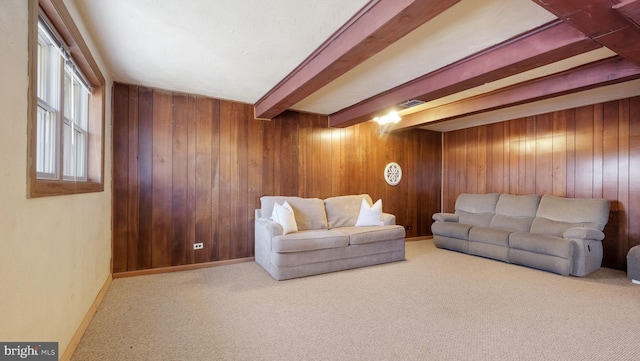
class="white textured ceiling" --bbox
[72,0,639,130]
[73,0,370,103]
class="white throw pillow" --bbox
[272,201,298,235]
[355,198,384,226]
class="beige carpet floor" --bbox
[72,239,640,361]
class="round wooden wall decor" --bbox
[384,162,402,186]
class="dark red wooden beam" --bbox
[253,0,461,120]
[532,0,640,65]
[613,0,640,27]
[389,56,640,131]
[328,20,599,128]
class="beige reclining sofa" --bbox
[431,193,610,276]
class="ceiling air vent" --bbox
[398,99,425,108]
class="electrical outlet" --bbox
[193,242,204,250]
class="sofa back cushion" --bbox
[454,193,499,227]
[325,194,373,229]
[490,194,540,232]
[260,196,328,230]
[530,194,611,236]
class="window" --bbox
[28,0,105,197]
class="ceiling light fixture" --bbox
[374,111,401,125]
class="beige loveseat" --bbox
[255,194,406,280]
[431,193,610,276]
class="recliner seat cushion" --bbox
[469,227,511,247]
[509,232,573,259]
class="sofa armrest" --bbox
[256,217,283,238]
[432,212,459,223]
[382,213,396,225]
[563,227,605,241]
[254,216,283,270]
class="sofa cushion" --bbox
[469,227,511,247]
[325,194,373,229]
[455,193,500,213]
[337,225,405,245]
[272,230,349,253]
[495,193,540,216]
[454,193,499,227]
[509,232,573,259]
[534,194,610,231]
[355,198,384,226]
[261,196,328,230]
[489,194,539,232]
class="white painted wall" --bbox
[0,0,112,355]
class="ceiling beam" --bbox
[328,20,599,128]
[532,0,640,65]
[253,0,461,120]
[387,56,640,131]
[614,0,640,28]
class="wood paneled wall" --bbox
[112,83,442,273]
[442,97,640,270]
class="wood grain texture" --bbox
[442,97,640,270]
[112,83,442,272]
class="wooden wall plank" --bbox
[218,100,234,260]
[565,109,577,198]
[535,113,552,195]
[151,91,173,268]
[525,117,536,194]
[171,93,189,266]
[508,119,523,194]
[194,97,213,264]
[627,97,640,250]
[466,127,479,194]
[593,104,605,199]
[111,83,129,273]
[574,105,594,198]
[552,110,567,197]
[319,127,333,199]
[126,85,140,270]
[297,113,312,197]
[236,103,250,258]
[209,99,222,262]
[477,125,488,194]
[186,95,197,264]
[602,100,620,268]
[310,115,324,198]
[137,87,153,270]
[247,115,264,257]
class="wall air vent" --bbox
[398,99,425,108]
